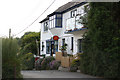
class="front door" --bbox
[50,41,54,56]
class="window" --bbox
[44,21,48,31]
[46,41,51,54]
[71,37,74,51]
[62,38,65,46]
[56,14,62,28]
[71,9,77,18]
[56,19,62,27]
[42,42,44,51]
[49,15,55,29]
[54,40,58,52]
[78,39,82,53]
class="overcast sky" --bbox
[0,0,72,38]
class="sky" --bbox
[0,0,72,38]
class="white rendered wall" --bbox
[59,4,88,55]
[40,22,53,55]
[40,3,88,56]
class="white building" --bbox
[39,1,88,57]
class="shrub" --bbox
[80,2,120,78]
[21,53,35,70]
[35,58,44,70]
[49,60,61,70]
[70,59,80,72]
[2,38,23,79]
[41,56,55,70]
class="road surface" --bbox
[21,70,97,78]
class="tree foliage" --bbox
[20,32,40,55]
[80,2,120,78]
[21,53,35,70]
[2,38,22,79]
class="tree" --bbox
[2,38,22,79]
[80,2,120,78]
[20,32,40,55]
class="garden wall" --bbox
[56,52,74,68]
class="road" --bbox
[21,70,97,78]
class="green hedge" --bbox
[21,53,35,70]
[41,56,55,70]
[2,38,23,79]
[80,2,120,78]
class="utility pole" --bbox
[36,39,39,56]
[9,28,11,38]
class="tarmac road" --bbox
[21,70,97,78]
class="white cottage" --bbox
[39,1,88,57]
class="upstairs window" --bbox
[71,9,77,18]
[49,14,62,29]
[49,15,55,29]
[56,14,62,28]
[44,21,48,31]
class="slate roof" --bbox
[40,1,87,23]
[55,2,81,13]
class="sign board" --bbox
[53,36,59,40]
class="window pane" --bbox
[52,20,54,28]
[54,19,55,27]
[54,41,58,52]
[56,19,62,27]
[44,21,48,31]
[54,15,56,19]
[56,14,61,18]
[71,37,74,51]
[78,39,82,53]
[71,9,77,18]
[62,39,65,46]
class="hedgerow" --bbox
[80,2,120,78]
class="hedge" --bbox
[80,2,120,78]
[2,38,23,79]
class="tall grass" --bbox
[2,38,22,79]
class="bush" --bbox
[80,2,120,78]
[2,38,23,79]
[70,59,80,72]
[49,60,61,70]
[35,58,44,70]
[21,53,35,70]
[41,56,55,70]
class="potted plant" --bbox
[60,43,67,57]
